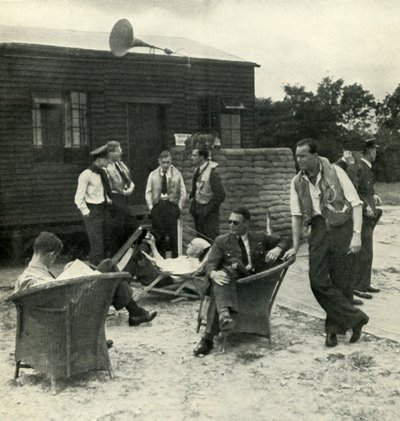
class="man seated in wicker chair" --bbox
[193,207,291,357]
[15,232,157,328]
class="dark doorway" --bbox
[127,103,166,205]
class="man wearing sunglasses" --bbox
[193,207,290,357]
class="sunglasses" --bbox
[228,219,240,225]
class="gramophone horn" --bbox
[109,19,173,57]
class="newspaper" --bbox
[56,259,101,281]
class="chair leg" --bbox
[14,361,21,379]
[107,365,114,379]
[50,375,57,395]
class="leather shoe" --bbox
[106,339,114,349]
[193,337,213,357]
[129,311,157,327]
[352,299,363,306]
[350,316,369,343]
[366,285,380,293]
[325,333,338,347]
[219,310,236,332]
[354,290,372,299]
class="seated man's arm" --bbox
[205,237,230,285]
[263,233,291,262]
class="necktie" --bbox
[238,236,249,266]
[161,172,168,194]
[191,167,201,198]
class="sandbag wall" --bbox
[171,147,296,245]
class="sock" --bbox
[125,299,146,317]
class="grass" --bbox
[375,182,400,206]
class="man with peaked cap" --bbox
[106,140,136,255]
[74,144,112,265]
[347,139,383,299]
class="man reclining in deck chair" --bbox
[193,207,291,357]
[143,233,211,275]
[15,232,157,332]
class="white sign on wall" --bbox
[174,133,192,146]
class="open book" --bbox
[56,259,101,281]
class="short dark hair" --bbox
[196,148,209,160]
[33,232,63,254]
[159,150,171,160]
[232,207,251,221]
[296,138,319,154]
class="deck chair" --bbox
[6,271,131,393]
[112,226,210,301]
[197,256,296,347]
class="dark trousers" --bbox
[109,194,137,257]
[352,209,383,292]
[309,216,367,334]
[151,201,179,258]
[97,259,146,316]
[212,279,239,314]
[83,203,110,266]
[193,205,220,242]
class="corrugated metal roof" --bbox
[0,25,256,64]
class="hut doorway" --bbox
[127,103,167,205]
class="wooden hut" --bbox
[0,25,259,259]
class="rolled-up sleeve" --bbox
[290,178,302,216]
[334,166,362,208]
[74,171,90,216]
[145,173,153,210]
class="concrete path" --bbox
[277,208,400,343]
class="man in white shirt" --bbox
[145,151,186,258]
[106,140,135,255]
[283,138,369,348]
[74,144,112,265]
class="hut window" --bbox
[220,113,241,148]
[64,92,89,149]
[198,96,220,132]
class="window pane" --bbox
[72,129,81,147]
[231,114,241,129]
[71,91,79,104]
[231,129,241,148]
[221,130,232,148]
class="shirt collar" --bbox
[27,261,51,273]
[301,163,322,185]
[159,166,172,176]
[361,157,372,168]
[199,161,209,172]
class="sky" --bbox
[1,0,399,101]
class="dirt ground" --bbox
[1,209,400,420]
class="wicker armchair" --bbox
[197,256,295,345]
[6,272,131,393]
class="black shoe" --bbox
[352,299,363,306]
[106,339,114,349]
[219,310,236,332]
[354,290,373,299]
[366,285,380,293]
[193,337,214,357]
[129,311,158,327]
[350,316,369,343]
[325,333,338,347]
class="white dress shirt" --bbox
[74,169,105,216]
[240,233,253,271]
[290,164,362,216]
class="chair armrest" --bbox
[237,256,296,284]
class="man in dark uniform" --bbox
[347,139,383,299]
[283,138,369,348]
[193,207,290,357]
[189,147,225,241]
